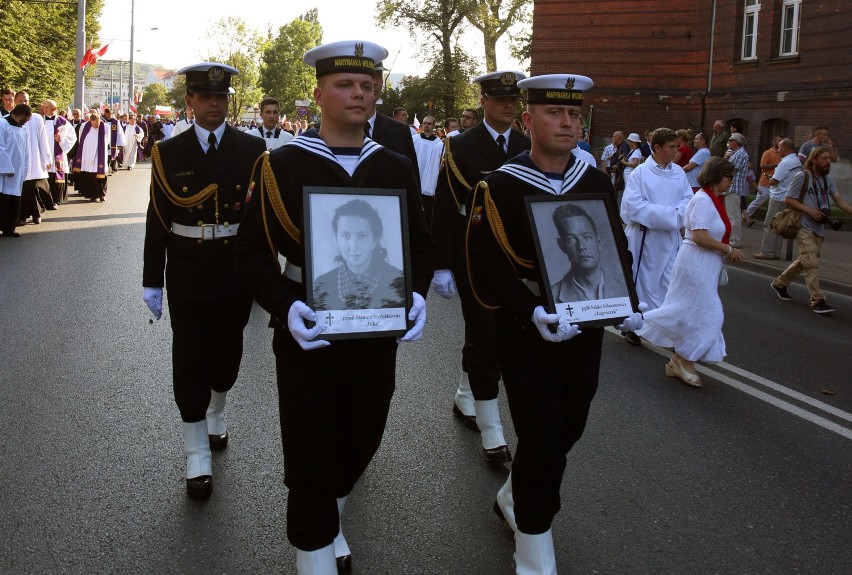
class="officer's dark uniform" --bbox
[142,67,266,443]
[431,95,530,413]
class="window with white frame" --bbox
[742,0,760,60]
[780,0,802,56]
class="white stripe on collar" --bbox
[284,134,384,171]
[497,157,590,195]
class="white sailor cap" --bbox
[177,62,239,95]
[473,70,527,97]
[304,40,389,78]
[517,74,594,106]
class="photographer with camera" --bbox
[770,146,852,314]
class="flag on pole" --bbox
[80,42,111,68]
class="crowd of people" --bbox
[4,46,848,574]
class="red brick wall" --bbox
[531,0,852,184]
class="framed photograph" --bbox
[303,186,412,340]
[526,193,639,328]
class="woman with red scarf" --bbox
[636,157,743,387]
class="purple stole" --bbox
[72,122,108,178]
[108,118,120,158]
[51,115,69,182]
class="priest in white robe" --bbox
[43,99,77,205]
[121,114,145,170]
[72,111,111,202]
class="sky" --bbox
[97,0,526,78]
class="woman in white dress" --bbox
[638,157,744,387]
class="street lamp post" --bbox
[129,0,135,113]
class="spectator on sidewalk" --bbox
[724,133,749,247]
[770,146,852,315]
[708,120,730,157]
[753,138,801,260]
[683,132,711,192]
[745,136,782,227]
[798,127,832,162]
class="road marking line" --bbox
[605,327,852,439]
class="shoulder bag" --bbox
[770,171,809,239]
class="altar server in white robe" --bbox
[620,127,693,313]
[0,104,32,236]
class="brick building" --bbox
[531,0,852,186]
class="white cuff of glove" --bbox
[399,292,426,342]
[431,269,457,299]
[142,287,163,320]
[287,300,330,350]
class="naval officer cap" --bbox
[473,70,527,98]
[304,40,389,79]
[177,62,239,95]
[517,74,594,106]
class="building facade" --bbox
[532,0,852,186]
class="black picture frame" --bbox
[303,186,412,340]
[525,193,639,328]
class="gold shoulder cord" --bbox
[251,152,301,266]
[464,181,535,310]
[150,143,220,231]
[443,136,473,210]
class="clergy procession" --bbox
[3,30,852,575]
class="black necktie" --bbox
[207,132,217,157]
[496,134,506,154]
[364,122,371,138]
[266,130,272,138]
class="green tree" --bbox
[166,75,187,112]
[259,9,323,120]
[507,9,532,70]
[465,0,530,72]
[1,0,104,106]
[393,48,479,122]
[376,0,475,118]
[204,17,267,122]
[137,82,168,116]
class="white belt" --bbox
[171,222,239,240]
[284,262,303,282]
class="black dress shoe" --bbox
[483,445,513,464]
[452,403,480,432]
[186,475,213,500]
[622,331,642,347]
[336,554,352,574]
[208,432,228,451]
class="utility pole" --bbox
[74,0,86,109]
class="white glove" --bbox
[531,306,581,343]
[399,292,426,342]
[637,301,649,313]
[142,287,163,320]
[616,312,644,333]
[287,300,330,350]
[431,269,457,299]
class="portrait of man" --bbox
[529,197,634,325]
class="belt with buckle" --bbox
[171,222,239,240]
[283,262,302,282]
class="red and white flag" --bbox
[80,42,111,69]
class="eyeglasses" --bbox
[461,114,476,119]
[722,173,735,179]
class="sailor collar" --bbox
[284,131,384,171]
[496,151,590,195]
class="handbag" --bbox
[770,171,809,239]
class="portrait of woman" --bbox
[312,198,405,311]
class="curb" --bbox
[738,258,852,299]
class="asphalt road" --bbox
[1,162,850,574]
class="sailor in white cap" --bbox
[233,41,433,575]
[466,74,643,574]
[431,70,530,465]
[142,62,266,500]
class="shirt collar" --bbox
[482,120,512,143]
[193,122,227,149]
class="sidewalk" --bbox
[737,220,852,298]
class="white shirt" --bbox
[193,122,227,154]
[249,125,294,151]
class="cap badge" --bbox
[208,66,225,82]
[354,43,364,57]
[565,77,576,89]
[500,72,516,86]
